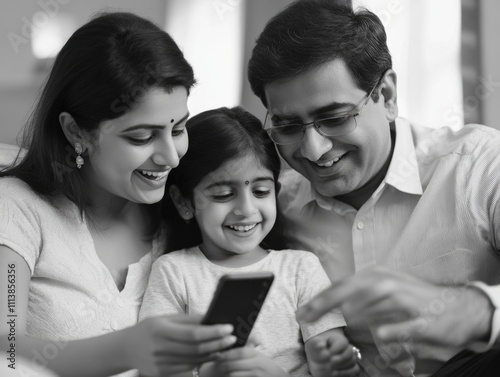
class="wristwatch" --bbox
[467,281,500,353]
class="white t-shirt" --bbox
[140,246,346,376]
[0,177,165,377]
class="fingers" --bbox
[160,334,237,359]
[158,315,234,343]
[217,346,257,361]
[296,268,388,322]
[331,363,361,377]
[329,344,357,370]
[297,283,347,322]
[297,267,434,325]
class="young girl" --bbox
[140,107,361,377]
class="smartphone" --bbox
[201,272,274,348]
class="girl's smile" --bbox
[192,154,277,265]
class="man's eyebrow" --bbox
[204,177,275,190]
[271,102,355,122]
[121,112,189,133]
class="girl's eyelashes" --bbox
[253,189,272,198]
[208,186,273,202]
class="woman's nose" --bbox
[152,135,180,168]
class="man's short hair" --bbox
[248,0,392,106]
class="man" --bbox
[248,1,500,376]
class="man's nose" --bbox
[299,125,333,161]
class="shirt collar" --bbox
[309,118,423,212]
[385,118,423,195]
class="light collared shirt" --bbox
[278,118,500,377]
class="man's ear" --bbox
[378,69,398,122]
[59,112,91,152]
[169,185,194,220]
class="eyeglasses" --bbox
[264,83,379,145]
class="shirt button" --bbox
[110,319,119,331]
[357,221,365,230]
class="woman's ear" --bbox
[59,112,90,152]
[378,69,398,122]
[169,185,194,220]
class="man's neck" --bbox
[336,129,396,210]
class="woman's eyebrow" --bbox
[121,112,190,133]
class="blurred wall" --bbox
[0,0,167,146]
[240,0,294,121]
[481,0,500,129]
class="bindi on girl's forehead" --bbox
[170,119,174,123]
[245,180,250,186]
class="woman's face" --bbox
[85,87,189,204]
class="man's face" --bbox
[264,59,394,199]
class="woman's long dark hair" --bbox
[1,12,195,232]
[164,106,284,252]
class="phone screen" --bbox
[202,272,274,348]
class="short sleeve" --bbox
[295,252,346,341]
[139,254,187,321]
[0,180,43,274]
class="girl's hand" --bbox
[306,330,360,377]
[208,346,290,377]
[123,314,236,377]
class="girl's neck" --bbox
[199,245,269,268]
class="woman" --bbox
[0,12,235,377]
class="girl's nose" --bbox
[233,191,257,217]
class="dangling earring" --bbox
[75,143,84,169]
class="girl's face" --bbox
[85,87,189,204]
[193,154,277,261]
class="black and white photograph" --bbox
[1,1,500,376]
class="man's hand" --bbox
[297,267,493,349]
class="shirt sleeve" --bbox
[461,130,500,251]
[295,252,346,342]
[139,254,187,321]
[0,181,43,274]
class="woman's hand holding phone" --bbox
[123,314,236,377]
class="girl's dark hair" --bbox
[248,0,391,106]
[0,12,195,224]
[164,106,282,251]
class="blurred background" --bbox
[0,0,499,146]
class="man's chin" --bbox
[314,185,346,199]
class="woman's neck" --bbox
[82,180,141,231]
